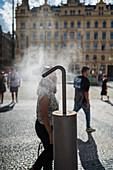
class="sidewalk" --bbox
[0,99,113,169]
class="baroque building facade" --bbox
[0,26,12,69]
[15,0,113,77]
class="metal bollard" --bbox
[53,111,77,170]
[42,65,78,170]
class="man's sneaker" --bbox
[16,99,18,103]
[11,100,14,104]
[86,127,96,133]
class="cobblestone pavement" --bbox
[0,82,113,170]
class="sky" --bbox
[0,0,113,33]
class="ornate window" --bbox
[71,22,74,28]
[103,21,106,28]
[47,33,51,39]
[87,22,90,28]
[64,22,67,28]
[111,21,113,28]
[77,32,81,39]
[40,33,43,40]
[55,22,58,29]
[21,23,25,29]
[55,33,59,39]
[33,33,36,40]
[21,33,25,39]
[70,32,75,39]
[64,33,67,39]
[33,23,36,29]
[101,55,105,61]
[77,21,81,28]
[86,32,90,39]
[86,55,89,60]
[95,21,98,28]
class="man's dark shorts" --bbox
[10,86,18,93]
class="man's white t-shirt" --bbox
[8,72,20,87]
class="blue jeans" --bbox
[74,102,90,128]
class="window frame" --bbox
[40,33,43,40]
[55,32,59,40]
[33,33,36,40]
[94,32,98,39]
[86,32,90,39]
[110,32,113,39]
[94,43,97,50]
[55,22,58,29]
[64,22,68,28]
[77,21,81,28]
[33,23,36,29]
[86,44,90,50]
[102,32,106,39]
[21,33,25,39]
[21,23,25,29]
[47,32,51,40]
[87,21,90,28]
[95,21,98,28]
[77,32,81,39]
[71,22,74,28]
[64,33,67,39]
[70,32,75,39]
[103,21,106,28]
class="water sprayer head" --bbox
[42,65,67,115]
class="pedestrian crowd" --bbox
[0,67,20,104]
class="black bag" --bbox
[74,77,84,104]
[0,77,6,93]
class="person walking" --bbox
[7,67,20,103]
[29,66,59,170]
[73,66,95,133]
[0,71,6,104]
[101,74,109,100]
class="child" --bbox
[101,74,109,100]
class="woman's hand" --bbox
[86,102,89,109]
[49,131,53,144]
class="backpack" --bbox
[74,77,84,104]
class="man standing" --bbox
[74,66,95,133]
[7,67,20,103]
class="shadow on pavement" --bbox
[0,103,15,113]
[78,133,105,170]
[108,85,113,89]
[103,100,113,106]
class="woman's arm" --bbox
[7,75,10,88]
[106,82,108,91]
[84,91,89,109]
[3,77,6,83]
[40,95,53,144]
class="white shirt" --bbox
[8,72,20,87]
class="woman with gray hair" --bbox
[29,66,59,170]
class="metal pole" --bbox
[42,65,78,170]
[42,65,66,115]
[12,0,15,64]
[53,111,77,170]
[44,13,46,51]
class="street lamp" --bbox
[12,0,15,64]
